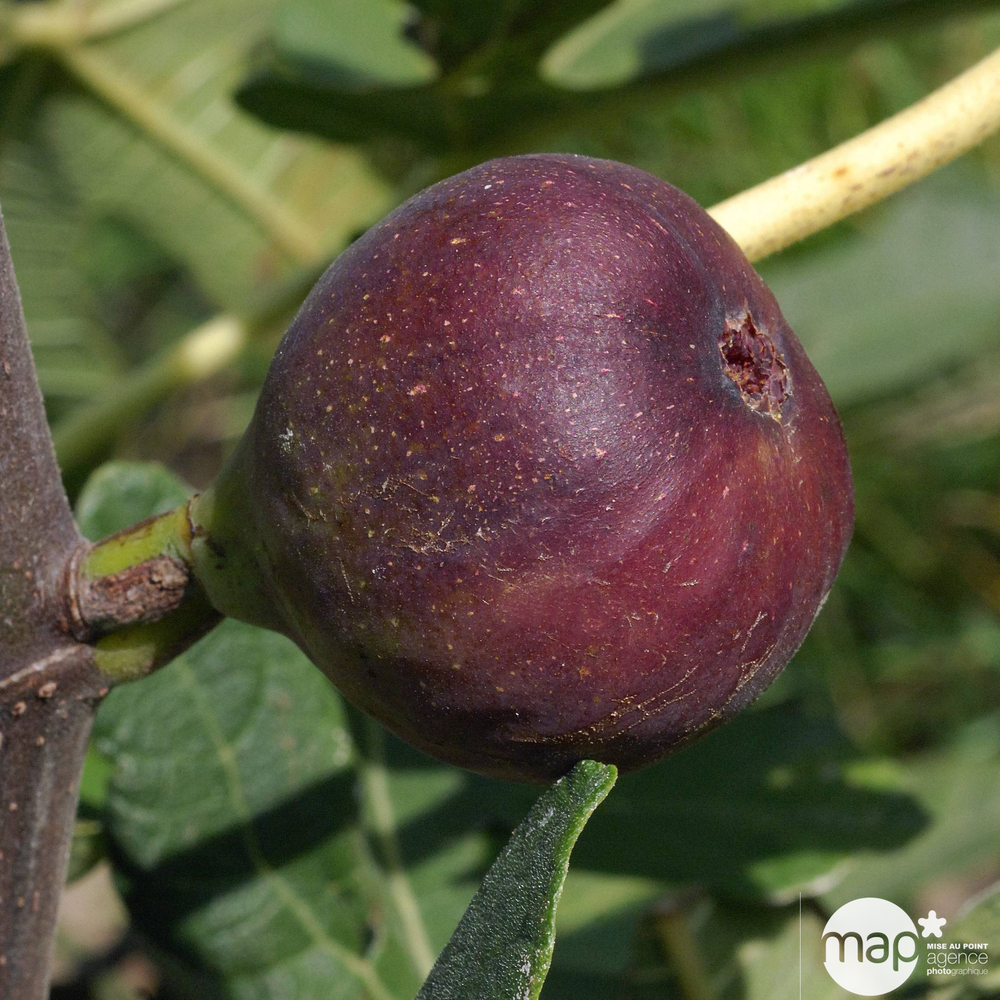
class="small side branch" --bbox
[69,554,190,636]
[65,505,196,641]
[62,503,222,683]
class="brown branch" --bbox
[0,203,108,998]
[0,209,82,663]
[0,645,107,998]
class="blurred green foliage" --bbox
[3,0,1000,997]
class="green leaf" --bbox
[727,905,846,1000]
[1,0,399,430]
[75,461,193,541]
[936,883,1000,990]
[236,0,610,153]
[76,465,428,996]
[271,0,438,90]
[393,0,615,73]
[237,0,995,160]
[416,760,616,1000]
[538,870,662,998]
[539,0,737,90]
[956,887,1000,952]
[32,0,395,313]
[97,621,426,999]
[824,713,1000,912]
[0,135,127,413]
[613,900,845,1000]
[549,896,849,999]
[539,0,994,90]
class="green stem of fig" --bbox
[81,504,194,578]
[72,503,221,682]
[68,446,283,685]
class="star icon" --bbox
[918,910,947,938]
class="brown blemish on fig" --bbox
[718,312,790,420]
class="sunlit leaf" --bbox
[540,0,996,90]
[36,0,395,312]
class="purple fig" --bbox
[190,154,853,782]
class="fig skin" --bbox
[191,153,853,783]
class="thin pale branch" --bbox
[709,46,1000,261]
[9,0,192,48]
[54,314,246,476]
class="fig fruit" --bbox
[190,154,853,782]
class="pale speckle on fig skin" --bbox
[231,153,854,783]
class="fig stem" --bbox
[68,502,221,681]
[86,594,220,682]
[82,504,194,580]
[709,45,1000,261]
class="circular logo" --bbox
[822,897,919,995]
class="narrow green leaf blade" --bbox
[417,760,617,1000]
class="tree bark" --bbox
[0,202,106,998]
